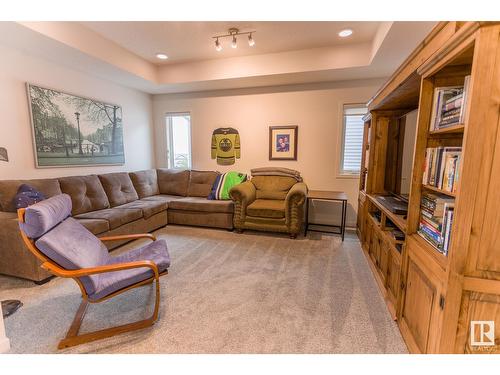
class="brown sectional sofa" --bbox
[0,169,233,282]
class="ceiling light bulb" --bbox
[231,35,237,49]
[155,53,168,60]
[338,29,353,38]
[248,33,255,47]
[215,38,222,51]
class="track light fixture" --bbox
[213,28,256,51]
[248,33,255,47]
[215,38,222,51]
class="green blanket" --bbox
[208,171,247,200]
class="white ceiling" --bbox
[81,21,382,64]
[0,21,438,94]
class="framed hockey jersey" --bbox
[211,127,240,165]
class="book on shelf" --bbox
[429,75,471,131]
[418,193,455,255]
[422,147,462,193]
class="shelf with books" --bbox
[422,146,462,195]
[422,184,456,198]
[417,191,455,258]
[428,75,471,134]
[428,123,464,136]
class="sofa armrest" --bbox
[285,182,307,207]
[229,181,256,206]
[285,182,307,234]
[229,181,256,228]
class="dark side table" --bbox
[304,190,348,241]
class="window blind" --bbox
[341,105,367,174]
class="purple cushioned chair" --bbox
[17,194,170,349]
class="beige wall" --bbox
[0,43,155,180]
[153,79,385,227]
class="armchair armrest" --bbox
[41,259,160,279]
[229,180,256,206]
[98,233,157,242]
[285,182,307,207]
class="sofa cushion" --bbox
[142,194,183,204]
[129,169,159,198]
[247,199,286,219]
[59,175,110,216]
[251,176,297,200]
[0,178,61,212]
[76,218,110,235]
[157,169,190,197]
[114,199,167,219]
[168,197,234,213]
[99,172,139,207]
[75,207,143,230]
[188,170,219,197]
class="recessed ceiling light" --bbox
[338,29,353,38]
[155,53,168,60]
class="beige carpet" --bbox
[1,225,407,354]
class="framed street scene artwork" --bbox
[27,84,125,167]
[269,125,298,160]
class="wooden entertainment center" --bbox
[357,21,500,353]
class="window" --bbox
[166,113,192,169]
[340,104,367,175]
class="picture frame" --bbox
[26,83,125,168]
[0,147,8,162]
[269,125,298,160]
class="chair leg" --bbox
[58,277,161,349]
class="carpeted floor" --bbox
[1,225,407,354]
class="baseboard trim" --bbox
[0,337,10,353]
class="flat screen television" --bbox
[384,109,418,203]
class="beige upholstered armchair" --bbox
[230,171,307,238]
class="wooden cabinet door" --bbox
[364,219,371,252]
[399,243,445,353]
[378,237,389,283]
[386,246,402,315]
[373,232,382,270]
[455,291,500,353]
[368,224,377,263]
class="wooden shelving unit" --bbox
[357,21,500,354]
[421,184,456,197]
[428,123,465,135]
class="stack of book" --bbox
[418,192,455,255]
[422,147,462,193]
[429,75,471,131]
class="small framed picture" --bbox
[0,147,8,162]
[269,125,298,160]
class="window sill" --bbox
[336,173,360,180]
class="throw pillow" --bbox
[208,172,247,200]
[13,184,46,209]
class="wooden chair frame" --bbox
[17,208,168,349]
